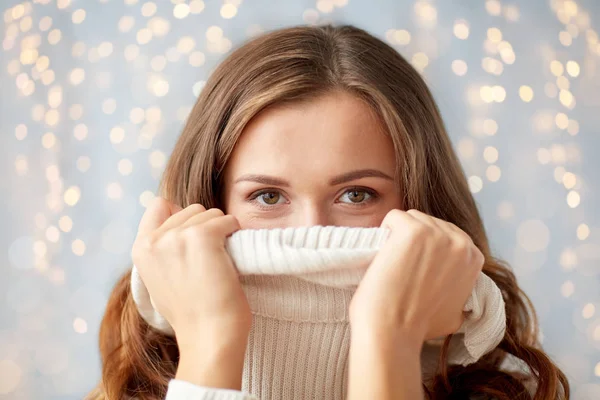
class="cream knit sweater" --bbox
[131,226,506,400]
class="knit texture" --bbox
[131,226,506,400]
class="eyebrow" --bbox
[234,169,394,187]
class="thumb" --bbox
[136,196,180,237]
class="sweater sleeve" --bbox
[165,379,258,400]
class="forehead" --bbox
[224,91,396,179]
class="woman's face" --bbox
[222,90,402,229]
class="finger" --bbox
[179,208,225,229]
[201,214,241,239]
[380,209,420,232]
[155,203,207,235]
[405,209,439,230]
[137,196,176,237]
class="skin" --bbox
[133,90,484,398]
[221,90,402,229]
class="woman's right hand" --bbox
[131,196,252,348]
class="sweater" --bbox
[131,226,507,400]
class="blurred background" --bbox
[1,0,599,398]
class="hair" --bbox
[88,24,570,399]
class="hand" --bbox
[349,209,485,344]
[131,197,252,345]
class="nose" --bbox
[293,203,332,227]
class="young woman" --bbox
[89,24,569,399]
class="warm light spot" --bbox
[107,182,123,199]
[393,29,411,45]
[554,166,566,182]
[118,16,135,32]
[15,124,27,140]
[189,51,206,67]
[59,216,73,232]
[190,0,205,14]
[517,220,550,252]
[487,27,502,43]
[110,126,125,144]
[72,9,86,24]
[519,85,534,102]
[136,28,153,45]
[485,0,501,16]
[69,104,83,120]
[567,119,579,136]
[118,159,133,176]
[453,20,469,39]
[72,239,86,256]
[567,191,580,208]
[480,86,494,103]
[173,3,190,19]
[140,190,156,207]
[141,2,157,17]
[69,68,85,85]
[411,52,429,70]
[486,165,501,182]
[206,26,223,42]
[124,44,140,61]
[64,186,81,206]
[152,80,169,97]
[550,60,564,76]
[149,151,166,168]
[577,224,590,240]
[559,31,572,46]
[562,172,577,189]
[566,60,580,77]
[177,37,195,53]
[468,176,483,193]
[559,90,574,108]
[129,108,145,124]
[151,55,167,71]
[451,59,467,76]
[482,57,503,75]
[73,318,88,333]
[537,147,552,165]
[0,359,21,394]
[555,113,569,130]
[74,123,88,141]
[560,280,574,297]
[76,156,91,172]
[42,132,57,148]
[483,119,498,136]
[98,41,113,57]
[148,17,170,36]
[492,85,506,102]
[102,98,117,114]
[220,4,237,19]
[46,226,60,243]
[560,248,577,270]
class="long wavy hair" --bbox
[88,24,569,399]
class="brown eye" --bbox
[339,188,376,205]
[347,190,366,203]
[260,192,280,205]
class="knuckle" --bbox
[186,203,205,213]
[206,208,225,217]
[183,224,213,243]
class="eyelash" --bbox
[247,187,379,210]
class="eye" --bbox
[338,188,377,205]
[249,190,286,207]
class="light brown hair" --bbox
[89,24,569,399]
